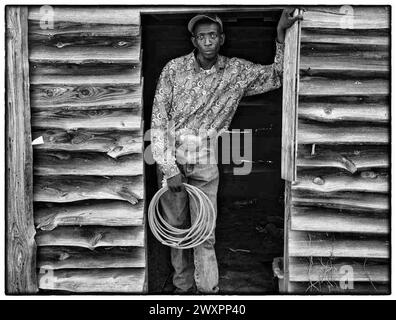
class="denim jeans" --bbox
[156,162,219,294]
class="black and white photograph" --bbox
[2,0,393,304]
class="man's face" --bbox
[191,22,225,60]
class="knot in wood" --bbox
[313,176,325,185]
[360,171,378,179]
[324,106,332,114]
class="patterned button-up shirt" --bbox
[151,41,285,179]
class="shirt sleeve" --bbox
[242,40,285,97]
[150,61,181,179]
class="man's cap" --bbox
[188,13,223,34]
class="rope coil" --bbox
[148,183,216,249]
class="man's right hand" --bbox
[167,173,184,193]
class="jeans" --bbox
[156,162,219,293]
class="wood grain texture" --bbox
[31,83,142,111]
[36,226,145,248]
[288,231,389,258]
[6,6,38,294]
[38,268,145,292]
[292,190,389,212]
[35,200,144,230]
[289,257,389,282]
[34,175,144,204]
[32,108,142,131]
[299,78,389,96]
[298,101,389,123]
[288,281,389,294]
[301,6,390,29]
[291,206,389,234]
[32,129,143,158]
[293,170,389,194]
[28,6,140,25]
[281,9,301,182]
[34,152,143,176]
[37,246,145,269]
[298,122,389,144]
[297,145,389,173]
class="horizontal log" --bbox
[28,6,140,25]
[32,129,143,158]
[292,190,389,212]
[293,170,389,193]
[31,83,142,111]
[34,152,143,176]
[29,45,140,64]
[291,206,389,234]
[299,78,389,96]
[298,122,389,144]
[301,6,389,29]
[297,145,389,173]
[288,281,390,294]
[36,226,144,248]
[30,63,141,77]
[38,268,145,292]
[30,67,141,85]
[300,28,389,46]
[34,175,143,204]
[32,108,142,131]
[298,101,389,123]
[289,257,389,282]
[300,56,389,76]
[35,200,144,230]
[37,246,145,269]
[288,231,389,258]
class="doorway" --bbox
[142,10,284,294]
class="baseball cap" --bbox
[188,13,223,34]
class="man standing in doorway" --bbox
[151,8,303,294]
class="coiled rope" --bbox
[148,183,216,249]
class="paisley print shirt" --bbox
[151,41,285,179]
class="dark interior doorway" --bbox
[142,10,285,294]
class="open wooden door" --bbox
[282,6,390,294]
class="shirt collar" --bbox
[189,49,225,73]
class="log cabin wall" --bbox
[284,6,391,293]
[28,6,146,293]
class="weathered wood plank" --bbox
[298,101,389,123]
[298,122,389,144]
[301,28,389,46]
[32,108,142,131]
[37,246,145,269]
[299,78,389,96]
[29,45,140,64]
[6,5,38,294]
[32,129,143,158]
[289,231,389,258]
[289,258,389,282]
[35,200,144,230]
[36,226,144,248]
[31,84,142,111]
[34,152,143,176]
[293,170,389,194]
[301,6,390,29]
[28,6,140,25]
[34,175,143,204]
[281,9,301,182]
[300,56,389,76]
[292,190,389,212]
[288,281,389,294]
[297,145,389,173]
[291,206,389,234]
[38,268,145,292]
[30,67,141,85]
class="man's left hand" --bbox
[276,8,305,43]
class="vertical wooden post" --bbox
[281,9,301,182]
[6,5,38,294]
